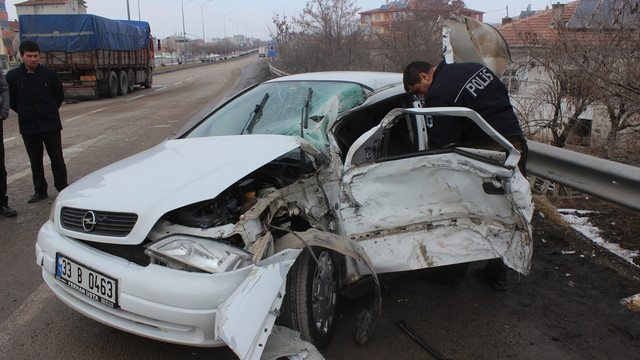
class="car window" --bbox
[186,81,367,154]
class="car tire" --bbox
[279,247,338,349]
[118,70,129,95]
[106,71,119,98]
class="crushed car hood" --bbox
[55,135,305,244]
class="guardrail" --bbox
[268,63,289,77]
[526,141,640,210]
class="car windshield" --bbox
[185,81,368,154]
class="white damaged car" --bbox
[35,19,533,360]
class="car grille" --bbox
[61,207,138,237]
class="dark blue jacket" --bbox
[6,63,64,135]
[425,61,522,149]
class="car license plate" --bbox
[55,253,118,308]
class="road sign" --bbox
[267,43,277,57]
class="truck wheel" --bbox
[127,69,135,93]
[143,69,152,89]
[118,70,129,95]
[106,71,119,98]
[279,247,338,349]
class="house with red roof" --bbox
[495,0,638,147]
[360,0,483,35]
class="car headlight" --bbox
[145,235,253,273]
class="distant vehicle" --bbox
[258,45,267,57]
[19,14,154,99]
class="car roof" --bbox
[265,71,403,91]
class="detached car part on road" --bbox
[35,70,533,359]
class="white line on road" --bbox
[3,136,17,143]
[7,135,104,185]
[125,95,145,102]
[0,283,54,352]
[174,81,183,85]
[65,108,104,122]
[186,77,193,81]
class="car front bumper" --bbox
[35,220,254,347]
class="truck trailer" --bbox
[258,45,267,57]
[19,14,154,99]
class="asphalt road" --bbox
[1,56,638,360]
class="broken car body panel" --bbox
[439,15,512,75]
[217,250,299,360]
[54,135,306,244]
[341,107,533,275]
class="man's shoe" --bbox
[0,204,17,217]
[27,193,48,203]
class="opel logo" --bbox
[82,211,97,232]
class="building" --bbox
[360,0,483,35]
[0,0,8,29]
[0,0,20,70]
[14,0,86,16]
[496,0,639,148]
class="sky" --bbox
[4,0,571,40]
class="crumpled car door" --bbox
[339,107,533,275]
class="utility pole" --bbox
[181,0,187,61]
[191,0,214,42]
[214,12,232,39]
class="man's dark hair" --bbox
[403,61,434,92]
[19,40,40,55]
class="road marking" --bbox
[0,283,54,351]
[125,95,145,102]
[7,135,104,185]
[3,136,17,143]
[65,108,104,122]
[186,77,193,81]
[154,87,167,92]
[174,81,183,85]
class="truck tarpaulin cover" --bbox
[19,14,150,52]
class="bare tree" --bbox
[368,0,465,71]
[514,0,640,160]
[512,36,596,148]
[270,0,370,73]
[161,38,178,56]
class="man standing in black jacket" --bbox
[7,40,67,203]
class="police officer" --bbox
[403,60,525,290]
[403,60,523,149]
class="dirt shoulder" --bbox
[324,199,640,360]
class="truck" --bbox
[19,14,154,99]
[258,45,267,57]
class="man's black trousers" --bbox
[22,131,67,194]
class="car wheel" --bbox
[106,71,118,98]
[127,68,135,93]
[279,247,338,349]
[118,70,128,95]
